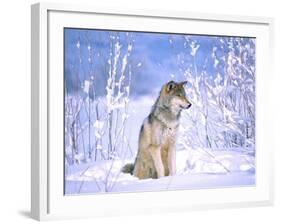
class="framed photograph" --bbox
[31,2,274,220]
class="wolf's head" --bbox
[160,80,192,115]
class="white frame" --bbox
[31,2,275,221]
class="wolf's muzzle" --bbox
[181,103,192,109]
[186,103,192,109]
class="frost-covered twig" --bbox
[77,166,90,193]
[199,148,230,173]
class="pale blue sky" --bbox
[64,28,255,97]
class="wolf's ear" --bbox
[166,81,176,92]
[179,81,188,86]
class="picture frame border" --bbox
[31,2,275,221]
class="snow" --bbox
[94,131,102,139]
[127,43,133,52]
[76,40,80,49]
[93,120,104,130]
[214,59,219,68]
[65,149,255,194]
[190,42,200,56]
[83,80,90,94]
[96,144,102,150]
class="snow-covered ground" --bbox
[65,149,255,195]
[65,96,255,195]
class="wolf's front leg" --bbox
[168,145,176,176]
[148,145,164,178]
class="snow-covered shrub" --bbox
[177,36,255,152]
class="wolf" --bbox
[122,80,192,179]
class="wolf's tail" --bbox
[121,163,134,175]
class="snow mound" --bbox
[65,149,255,194]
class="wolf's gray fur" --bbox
[122,81,191,179]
